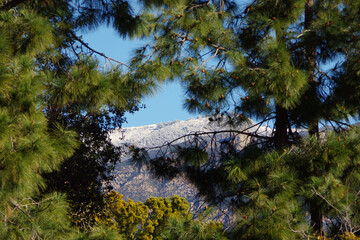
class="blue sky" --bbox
[83,27,197,127]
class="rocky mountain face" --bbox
[109,116,269,204]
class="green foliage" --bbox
[0,0,151,238]
[126,0,360,237]
[72,225,124,240]
[131,0,312,117]
[41,57,144,228]
[160,216,227,240]
[223,128,360,239]
[128,0,360,139]
[96,191,191,240]
[0,193,76,239]
[27,0,156,230]
[178,146,209,167]
[0,8,75,192]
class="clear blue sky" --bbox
[83,26,197,127]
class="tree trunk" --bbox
[310,201,325,237]
[274,104,288,149]
[273,26,289,150]
[305,0,323,235]
[305,0,319,137]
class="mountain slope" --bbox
[109,116,268,203]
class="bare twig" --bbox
[311,187,358,234]
[209,43,228,51]
[315,64,332,81]
[70,31,134,70]
[144,128,272,152]
[312,188,344,217]
[201,48,219,67]
[286,215,311,239]
[186,0,211,11]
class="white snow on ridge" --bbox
[109,115,309,155]
[110,116,229,148]
[109,116,232,202]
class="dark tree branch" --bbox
[69,31,134,70]
[144,126,273,152]
[0,0,27,11]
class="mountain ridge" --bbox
[109,116,267,203]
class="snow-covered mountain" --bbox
[108,116,270,203]
[110,116,232,148]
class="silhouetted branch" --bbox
[0,0,27,11]
[70,31,134,70]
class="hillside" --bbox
[109,116,269,203]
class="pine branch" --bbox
[201,48,219,67]
[0,210,15,225]
[186,0,211,11]
[141,116,275,152]
[311,187,356,233]
[144,129,272,152]
[209,43,228,51]
[315,64,331,81]
[286,215,311,239]
[0,0,27,11]
[10,200,32,219]
[70,31,134,70]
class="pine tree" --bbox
[41,56,150,228]
[126,0,360,237]
[0,5,79,238]
[30,0,155,229]
[0,0,153,238]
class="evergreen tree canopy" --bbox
[126,0,360,237]
[0,0,154,238]
[130,0,360,143]
[31,0,156,228]
[0,5,78,238]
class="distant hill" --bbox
[109,116,270,203]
